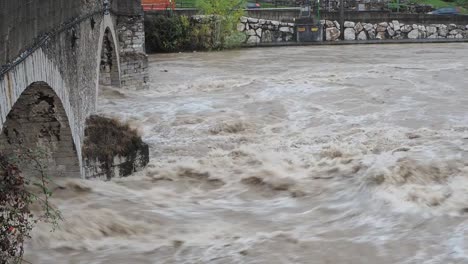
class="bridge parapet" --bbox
[0,0,102,68]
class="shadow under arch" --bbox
[99,26,121,87]
[0,82,81,178]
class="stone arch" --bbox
[99,26,121,87]
[0,82,81,178]
[0,48,83,177]
[96,14,121,91]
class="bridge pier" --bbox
[116,15,149,89]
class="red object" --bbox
[142,0,176,10]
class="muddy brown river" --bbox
[26,43,468,263]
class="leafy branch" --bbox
[1,147,62,264]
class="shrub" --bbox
[196,0,246,48]
[0,155,31,263]
[144,11,246,52]
[0,150,61,264]
[144,15,192,53]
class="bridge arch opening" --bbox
[99,27,121,87]
[0,82,81,178]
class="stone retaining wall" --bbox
[238,16,468,43]
[238,16,295,44]
[324,20,468,41]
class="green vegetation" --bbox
[145,0,247,52]
[196,0,246,48]
[145,15,214,52]
[1,150,61,264]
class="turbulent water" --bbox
[26,44,468,263]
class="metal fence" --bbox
[174,0,196,8]
[171,0,390,11]
[163,0,432,13]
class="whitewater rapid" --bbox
[26,43,468,263]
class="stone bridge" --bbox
[0,0,148,178]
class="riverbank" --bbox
[243,37,468,47]
[145,13,468,52]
